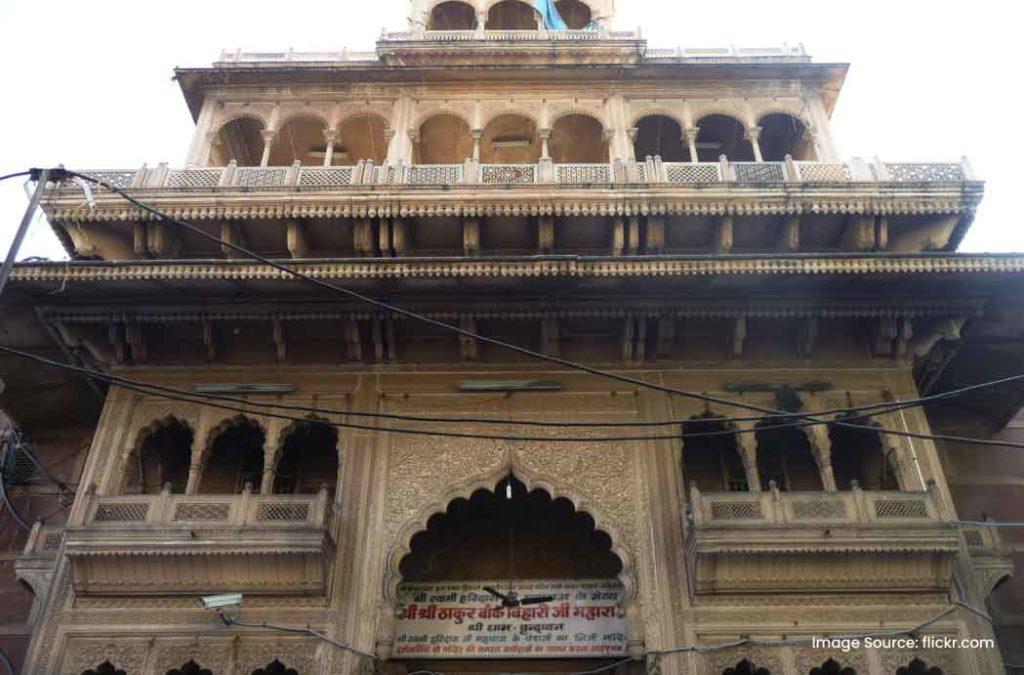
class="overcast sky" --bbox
[1,0,1020,260]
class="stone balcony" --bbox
[214,38,809,69]
[685,484,960,596]
[53,156,973,192]
[62,485,334,596]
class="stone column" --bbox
[539,128,552,159]
[808,424,838,492]
[471,128,483,162]
[475,10,487,36]
[323,128,339,167]
[746,126,763,162]
[259,129,276,167]
[684,126,700,163]
[626,127,638,161]
[736,420,762,491]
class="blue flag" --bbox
[534,0,568,30]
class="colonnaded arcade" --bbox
[4,0,1024,673]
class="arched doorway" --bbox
[486,0,538,30]
[633,114,689,162]
[428,1,478,30]
[387,475,638,674]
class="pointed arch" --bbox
[383,452,637,607]
[199,415,266,494]
[681,412,746,496]
[210,114,268,167]
[121,415,194,494]
[82,662,127,675]
[336,112,390,165]
[273,414,339,496]
[252,659,300,675]
[166,661,213,675]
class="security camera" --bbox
[200,593,242,610]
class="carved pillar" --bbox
[808,424,837,492]
[779,215,800,252]
[538,215,554,253]
[612,216,625,256]
[539,127,552,159]
[746,126,763,162]
[736,420,762,491]
[463,217,481,255]
[475,11,487,36]
[626,126,638,160]
[259,130,276,167]
[684,126,699,163]
[471,128,483,162]
[323,128,339,167]
[646,215,665,253]
[185,459,203,495]
[713,216,733,253]
[260,451,276,494]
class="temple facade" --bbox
[3,1,1024,673]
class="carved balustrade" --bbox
[50,157,973,195]
[62,486,335,596]
[685,483,960,595]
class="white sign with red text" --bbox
[394,579,626,659]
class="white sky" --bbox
[1,0,1020,260]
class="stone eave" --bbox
[9,253,1024,287]
[42,180,982,224]
[174,60,848,122]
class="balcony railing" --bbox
[63,485,335,595]
[685,483,959,595]
[52,156,975,195]
[216,37,809,66]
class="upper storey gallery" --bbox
[43,0,981,261]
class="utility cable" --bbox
[217,610,376,660]
[59,168,955,442]
[8,343,1024,450]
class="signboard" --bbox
[394,579,626,660]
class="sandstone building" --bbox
[3,1,1024,673]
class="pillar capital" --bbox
[683,126,700,142]
[323,127,339,143]
[744,125,762,141]
[538,127,552,140]
[627,126,639,141]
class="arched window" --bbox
[809,658,856,675]
[268,116,328,166]
[428,1,477,30]
[211,117,265,167]
[199,417,265,494]
[755,418,822,491]
[337,115,389,165]
[828,413,899,490]
[82,662,126,675]
[166,661,213,675]
[125,418,192,494]
[633,114,688,162]
[896,659,943,675]
[275,418,339,496]
[485,0,538,29]
[723,659,771,675]
[480,114,540,164]
[554,0,592,28]
[414,114,473,164]
[758,113,815,161]
[550,114,607,163]
[252,660,300,675]
[682,413,747,494]
[695,114,754,162]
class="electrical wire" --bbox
[0,170,32,183]
[217,610,376,660]
[61,168,1024,450]
[9,343,1024,450]
[59,169,951,440]
[0,648,16,675]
